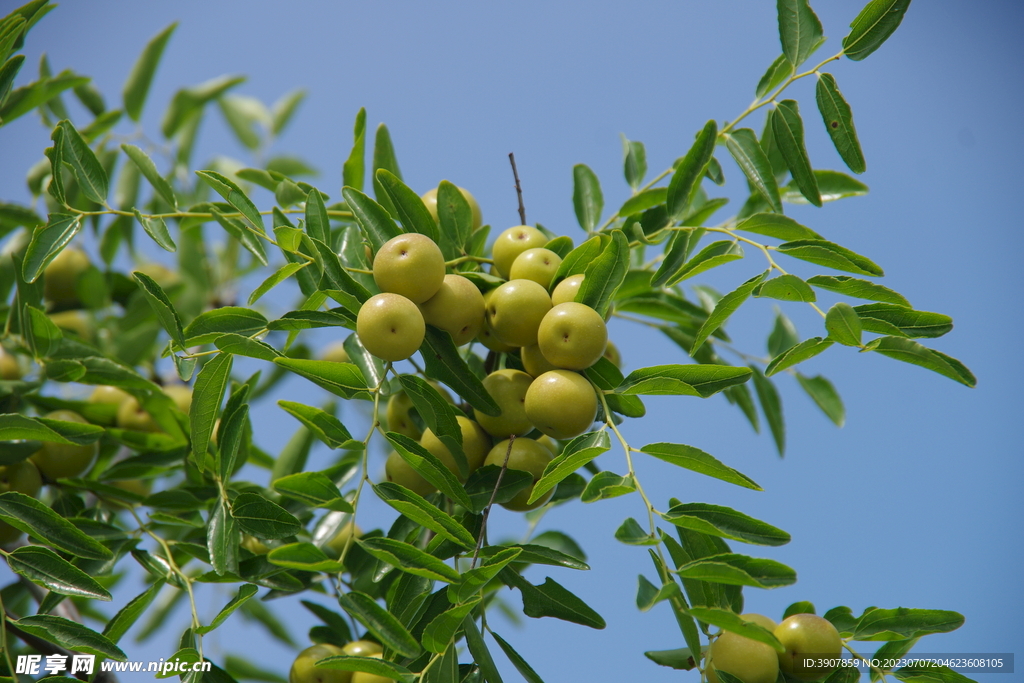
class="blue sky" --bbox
[2,1,1021,681]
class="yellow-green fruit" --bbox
[524,370,597,440]
[289,643,348,683]
[419,274,485,346]
[241,535,270,555]
[356,293,426,362]
[521,344,558,378]
[0,522,22,545]
[89,385,131,407]
[324,522,363,558]
[164,385,193,412]
[707,628,780,683]
[486,279,552,348]
[537,302,608,370]
[421,185,483,231]
[49,310,92,339]
[492,225,548,278]
[509,248,562,289]
[30,410,97,479]
[473,369,534,439]
[603,340,622,368]
[483,438,554,511]
[0,460,42,497]
[350,655,390,683]
[322,341,350,363]
[43,246,90,306]
[386,385,453,440]
[420,416,493,481]
[477,289,517,352]
[341,641,383,657]
[742,613,778,632]
[117,396,160,432]
[535,434,560,457]
[372,233,446,304]
[0,347,21,380]
[385,450,436,497]
[551,273,584,305]
[775,614,843,681]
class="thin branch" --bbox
[470,435,516,569]
[509,153,526,225]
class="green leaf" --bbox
[676,552,796,588]
[196,584,258,635]
[479,543,589,571]
[783,169,868,203]
[375,168,438,242]
[724,129,782,212]
[755,274,816,302]
[666,240,743,285]
[190,351,233,469]
[661,502,790,546]
[622,136,647,189]
[248,262,309,306]
[842,0,913,61]
[398,374,467,479]
[491,632,545,683]
[316,656,414,683]
[580,471,635,503]
[277,401,358,450]
[208,497,239,576]
[668,120,716,217]
[266,542,342,573]
[691,271,768,354]
[196,170,265,235]
[359,536,461,583]
[374,482,475,549]
[22,214,82,283]
[765,337,833,376]
[299,188,328,245]
[14,614,126,660]
[274,471,351,511]
[219,95,264,150]
[778,0,823,67]
[337,590,421,658]
[893,664,974,683]
[231,492,302,539]
[806,275,909,307]
[214,333,281,362]
[686,607,784,652]
[133,271,185,349]
[161,74,245,138]
[422,598,481,653]
[342,107,366,192]
[462,617,505,683]
[776,239,883,276]
[372,123,402,215]
[552,234,605,285]
[825,302,863,346]
[212,208,268,266]
[772,100,820,206]
[751,367,785,455]
[419,327,499,416]
[797,374,845,426]
[385,431,473,509]
[342,332,384,391]
[854,303,952,338]
[341,186,401,252]
[577,229,629,318]
[867,337,976,387]
[0,54,25,108]
[102,580,165,644]
[618,188,666,218]
[644,648,699,671]
[617,364,752,398]
[121,143,177,208]
[615,518,659,546]
[436,180,474,256]
[640,443,762,490]
[502,570,606,629]
[132,209,176,252]
[854,608,964,641]
[572,164,604,231]
[463,466,533,513]
[755,54,794,98]
[0,491,112,559]
[734,213,822,241]
[636,574,681,611]
[24,305,62,359]
[1,71,89,126]
[529,431,610,504]
[57,120,108,204]
[123,22,176,121]
[7,546,112,600]
[816,73,866,174]
[273,357,369,399]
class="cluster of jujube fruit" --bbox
[348,186,618,512]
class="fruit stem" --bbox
[470,435,516,570]
[509,152,527,226]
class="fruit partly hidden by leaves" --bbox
[324,522,363,559]
[491,225,548,278]
[385,450,435,497]
[537,302,608,370]
[90,385,132,407]
[341,640,383,657]
[421,185,483,231]
[486,279,552,347]
[135,261,180,289]
[241,534,270,555]
[288,643,347,683]
[473,369,533,439]
[707,615,780,683]
[43,246,91,307]
[419,274,485,346]
[0,346,21,380]
[30,410,98,480]
[372,233,446,304]
[483,437,555,511]
[509,247,562,289]
[0,521,23,545]
[117,385,192,433]
[48,310,93,339]
[477,289,517,353]
[356,293,426,362]
[420,416,493,481]
[521,343,558,378]
[774,613,843,680]
[386,385,453,440]
[524,369,597,440]
[321,341,350,363]
[603,340,622,368]
[0,460,43,496]
[350,655,390,683]
[551,273,584,305]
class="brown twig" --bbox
[509,153,526,225]
[470,435,516,569]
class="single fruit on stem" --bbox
[421,185,483,231]
[477,289,517,352]
[486,279,552,348]
[551,273,584,305]
[372,233,446,304]
[473,369,534,438]
[537,302,608,370]
[43,246,90,307]
[707,626,780,683]
[321,341,350,363]
[288,643,348,683]
[420,416,493,481]
[491,225,548,278]
[30,410,98,479]
[356,293,426,362]
[419,274,485,346]
[524,370,598,439]
[483,438,554,511]
[385,450,436,497]
[774,614,843,681]
[509,247,562,289]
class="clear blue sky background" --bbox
[2,1,1021,681]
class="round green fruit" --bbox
[135,262,179,289]
[509,248,562,289]
[0,460,42,497]
[350,655,390,683]
[419,274,485,346]
[341,640,383,657]
[521,343,558,378]
[421,185,482,231]
[241,535,270,555]
[0,347,21,380]
[707,627,780,683]
[49,310,92,339]
[89,385,131,407]
[603,340,622,368]
[324,522,362,558]
[775,614,843,681]
[385,384,453,440]
[742,613,778,632]
[524,370,597,440]
[486,279,552,347]
[537,302,607,370]
[288,643,347,683]
[356,293,426,362]
[551,273,584,305]
[30,410,97,480]
[321,341,350,363]
[117,396,160,432]
[372,233,446,304]
[43,246,90,307]
[477,289,517,352]
[491,225,548,278]
[0,522,22,545]
[385,450,436,497]
[473,369,534,439]
[483,438,554,511]
[420,416,492,481]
